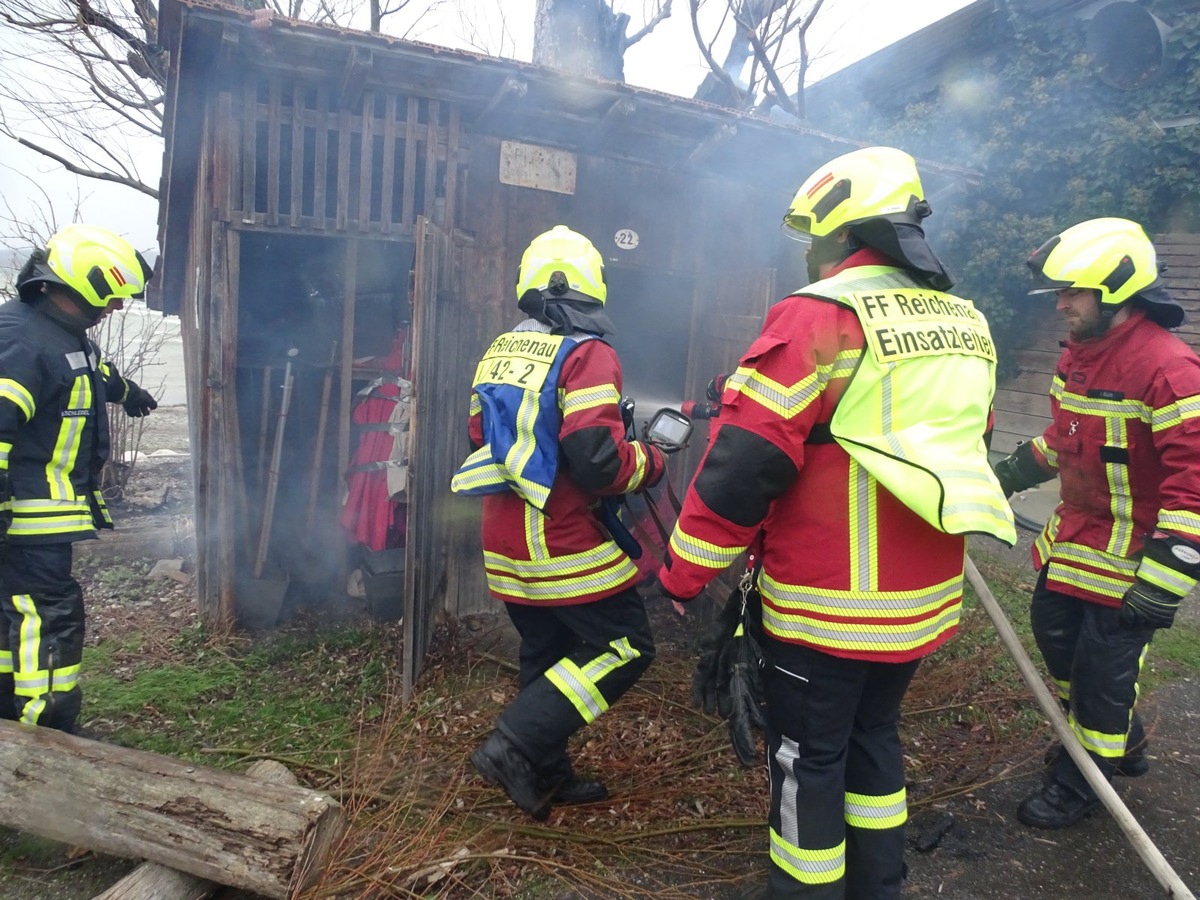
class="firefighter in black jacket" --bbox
[0,224,157,733]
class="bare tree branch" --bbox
[625,0,671,48]
[7,134,158,198]
[689,0,830,115]
[689,0,743,105]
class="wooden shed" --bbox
[155,0,970,693]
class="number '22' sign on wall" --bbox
[614,229,640,250]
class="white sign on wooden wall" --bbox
[499,141,577,195]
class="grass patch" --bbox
[80,621,402,766]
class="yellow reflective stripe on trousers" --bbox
[13,664,81,697]
[1068,712,1127,758]
[1137,556,1196,596]
[847,460,878,593]
[844,788,907,829]
[47,375,90,500]
[13,594,41,675]
[1151,393,1200,431]
[1054,677,1070,702]
[0,650,11,674]
[772,729,846,884]
[770,830,845,885]
[1104,418,1134,557]
[545,637,641,724]
[1158,509,1200,541]
[0,379,35,422]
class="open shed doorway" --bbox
[234,231,415,620]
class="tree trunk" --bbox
[0,724,343,900]
[92,759,302,900]
[533,0,628,81]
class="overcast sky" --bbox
[0,0,973,256]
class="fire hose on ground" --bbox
[964,554,1196,899]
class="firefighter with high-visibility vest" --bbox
[0,224,157,733]
[453,225,667,821]
[656,147,1015,898]
[992,218,1200,829]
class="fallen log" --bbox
[0,722,343,899]
[93,759,301,900]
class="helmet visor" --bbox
[781,219,813,244]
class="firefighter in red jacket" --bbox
[452,226,666,821]
[658,147,1014,899]
[992,217,1200,829]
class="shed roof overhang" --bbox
[159,0,978,192]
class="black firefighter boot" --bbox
[537,755,608,806]
[470,730,552,821]
[1017,779,1101,829]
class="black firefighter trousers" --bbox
[0,543,85,732]
[496,586,655,782]
[1030,569,1153,799]
[763,639,919,900]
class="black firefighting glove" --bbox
[0,471,10,546]
[691,576,766,767]
[1120,533,1200,631]
[691,588,743,715]
[1120,580,1182,631]
[717,619,766,767]
[991,441,1049,499]
[122,385,158,418]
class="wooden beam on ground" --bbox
[92,759,301,900]
[0,723,342,900]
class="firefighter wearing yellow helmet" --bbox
[454,225,665,820]
[657,146,1012,897]
[992,217,1200,829]
[0,224,157,733]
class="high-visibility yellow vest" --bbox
[451,327,592,510]
[803,265,1016,545]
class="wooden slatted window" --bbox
[223,76,462,236]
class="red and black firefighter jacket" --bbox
[0,299,139,543]
[659,249,973,663]
[1029,310,1200,606]
[466,326,665,606]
